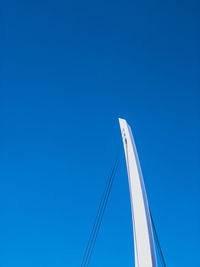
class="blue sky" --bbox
[1,0,200,266]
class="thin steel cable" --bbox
[85,162,118,266]
[81,157,119,267]
[150,210,166,267]
[82,159,118,266]
[84,160,118,266]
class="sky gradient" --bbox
[1,0,200,266]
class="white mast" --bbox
[119,118,157,267]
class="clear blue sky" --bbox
[1,0,200,266]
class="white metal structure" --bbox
[119,118,157,267]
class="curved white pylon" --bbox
[119,118,157,267]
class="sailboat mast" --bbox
[119,118,157,267]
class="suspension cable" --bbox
[81,156,119,267]
[86,161,118,266]
[150,210,166,267]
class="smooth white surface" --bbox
[119,118,157,267]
